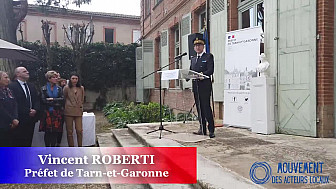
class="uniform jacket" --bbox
[8,80,40,122]
[63,86,85,117]
[190,52,214,92]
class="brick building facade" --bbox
[139,0,336,138]
[140,0,208,116]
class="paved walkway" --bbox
[138,121,336,189]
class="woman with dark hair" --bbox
[63,73,85,147]
[39,70,64,147]
[0,71,19,147]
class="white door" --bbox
[278,0,316,137]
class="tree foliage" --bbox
[18,41,138,93]
[82,42,137,92]
[35,0,91,8]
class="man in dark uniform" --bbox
[9,67,40,146]
[190,36,215,138]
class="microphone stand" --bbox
[183,102,196,124]
[142,55,185,139]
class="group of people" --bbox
[0,67,85,147]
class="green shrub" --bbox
[176,112,195,121]
[103,102,175,128]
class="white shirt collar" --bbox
[197,52,205,57]
[17,79,25,85]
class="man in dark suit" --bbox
[190,36,215,138]
[9,67,40,146]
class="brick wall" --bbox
[149,89,195,114]
[143,0,194,39]
[228,0,238,31]
[317,0,335,137]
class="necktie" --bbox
[23,83,32,109]
[197,55,200,62]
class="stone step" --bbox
[97,132,148,189]
[111,128,145,147]
[111,128,195,189]
[97,133,120,147]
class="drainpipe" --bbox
[206,0,210,48]
[275,0,280,132]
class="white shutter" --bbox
[142,40,155,89]
[161,30,169,89]
[136,47,144,102]
[210,0,227,102]
[181,13,192,89]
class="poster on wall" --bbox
[224,26,262,128]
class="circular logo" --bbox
[249,162,272,184]
[237,105,243,112]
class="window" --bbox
[104,28,114,43]
[241,8,253,28]
[199,11,206,32]
[238,0,264,53]
[238,0,264,31]
[256,2,264,30]
[144,0,151,17]
[132,30,141,43]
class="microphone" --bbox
[174,52,187,59]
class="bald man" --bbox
[9,67,40,147]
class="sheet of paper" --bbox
[160,69,179,80]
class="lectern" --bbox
[160,69,209,81]
[146,69,208,139]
